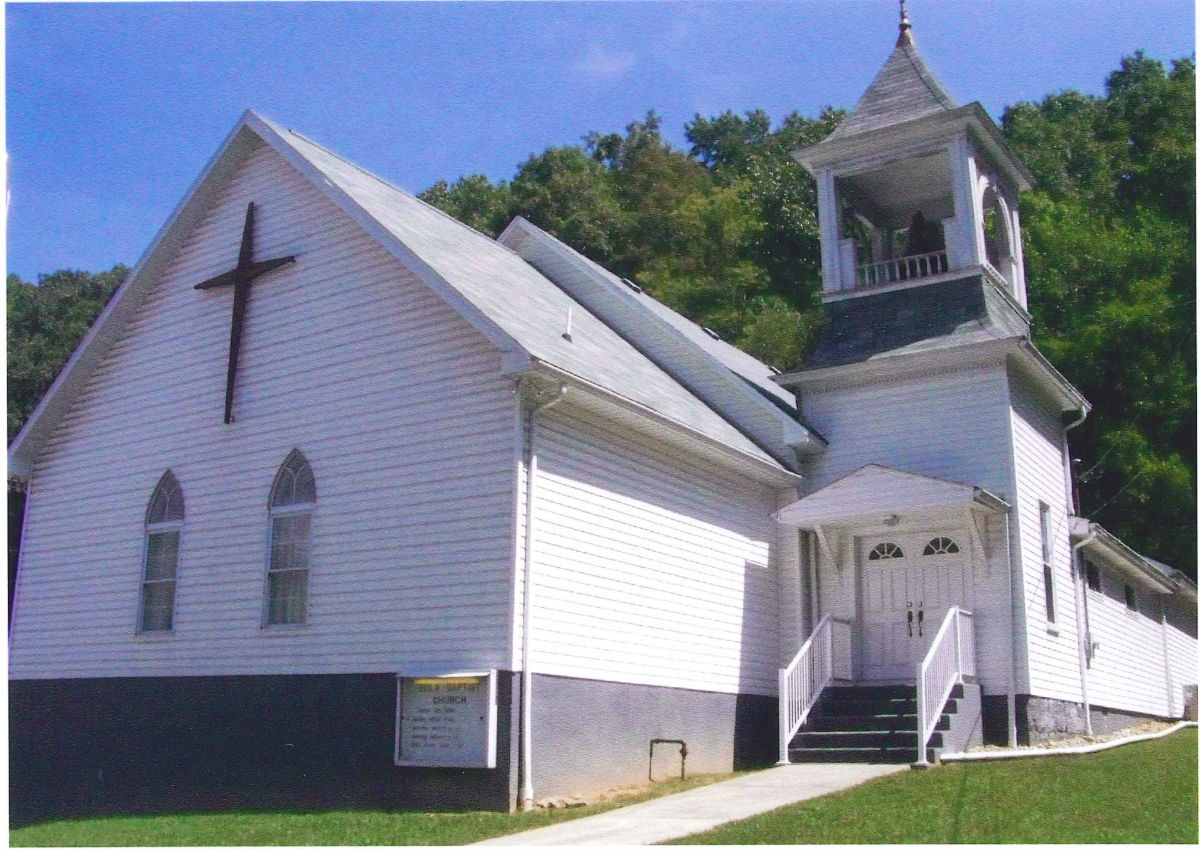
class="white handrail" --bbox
[915,607,975,767]
[778,614,831,765]
[858,249,948,288]
[778,614,853,765]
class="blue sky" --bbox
[6,0,1195,280]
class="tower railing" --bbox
[858,249,949,288]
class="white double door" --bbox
[860,532,970,681]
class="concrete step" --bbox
[806,712,949,732]
[788,745,935,764]
[793,729,944,749]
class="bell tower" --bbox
[788,3,1036,371]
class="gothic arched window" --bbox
[867,542,904,561]
[265,450,316,626]
[923,537,960,556]
[140,471,184,632]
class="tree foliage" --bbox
[9,54,1194,576]
[7,266,127,441]
[1003,53,1195,576]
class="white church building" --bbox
[9,13,1196,820]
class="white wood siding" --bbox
[800,365,1014,496]
[1009,373,1081,703]
[1163,595,1198,716]
[1084,565,1197,718]
[523,404,782,696]
[10,137,518,679]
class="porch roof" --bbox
[775,464,1008,529]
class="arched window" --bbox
[265,450,315,626]
[140,471,184,632]
[868,542,904,561]
[923,537,960,556]
[980,185,1016,288]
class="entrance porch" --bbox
[774,464,1012,764]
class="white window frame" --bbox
[262,451,316,628]
[1039,501,1057,625]
[137,471,184,634]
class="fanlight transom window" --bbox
[923,537,960,556]
[867,542,904,561]
[140,471,184,632]
[265,450,316,626]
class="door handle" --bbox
[917,606,924,637]
[907,609,913,637]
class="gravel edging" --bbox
[939,720,1197,762]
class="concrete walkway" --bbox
[475,763,907,846]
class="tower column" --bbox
[948,134,984,269]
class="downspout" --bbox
[518,379,567,812]
[1071,527,1097,737]
[1064,407,1092,736]
[1159,601,1176,718]
[1002,511,1019,748]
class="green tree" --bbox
[1004,54,1196,577]
[7,266,128,442]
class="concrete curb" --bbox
[939,720,1197,762]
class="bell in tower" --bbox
[787,2,1036,372]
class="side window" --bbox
[1039,502,1056,624]
[140,471,184,632]
[265,450,316,626]
[1085,560,1101,592]
[1124,583,1138,613]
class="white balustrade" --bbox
[777,614,853,765]
[858,250,948,288]
[915,606,975,767]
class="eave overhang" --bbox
[794,103,1035,194]
[774,334,1089,418]
[1070,516,1183,596]
[525,359,801,489]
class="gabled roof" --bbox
[775,463,1007,528]
[10,111,794,481]
[498,216,823,464]
[826,27,956,141]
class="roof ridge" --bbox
[270,120,520,257]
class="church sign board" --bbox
[394,670,498,768]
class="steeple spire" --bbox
[897,0,913,46]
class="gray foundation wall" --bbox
[982,692,1165,746]
[529,673,775,800]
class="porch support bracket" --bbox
[813,524,845,574]
[967,507,989,561]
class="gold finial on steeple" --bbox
[897,0,913,46]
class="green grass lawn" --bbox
[9,771,740,846]
[671,728,1198,844]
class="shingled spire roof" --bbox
[826,3,956,140]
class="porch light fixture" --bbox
[883,514,902,526]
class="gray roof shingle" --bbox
[826,32,956,141]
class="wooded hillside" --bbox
[8,54,1194,577]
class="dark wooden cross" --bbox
[194,202,295,423]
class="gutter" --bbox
[517,377,568,811]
